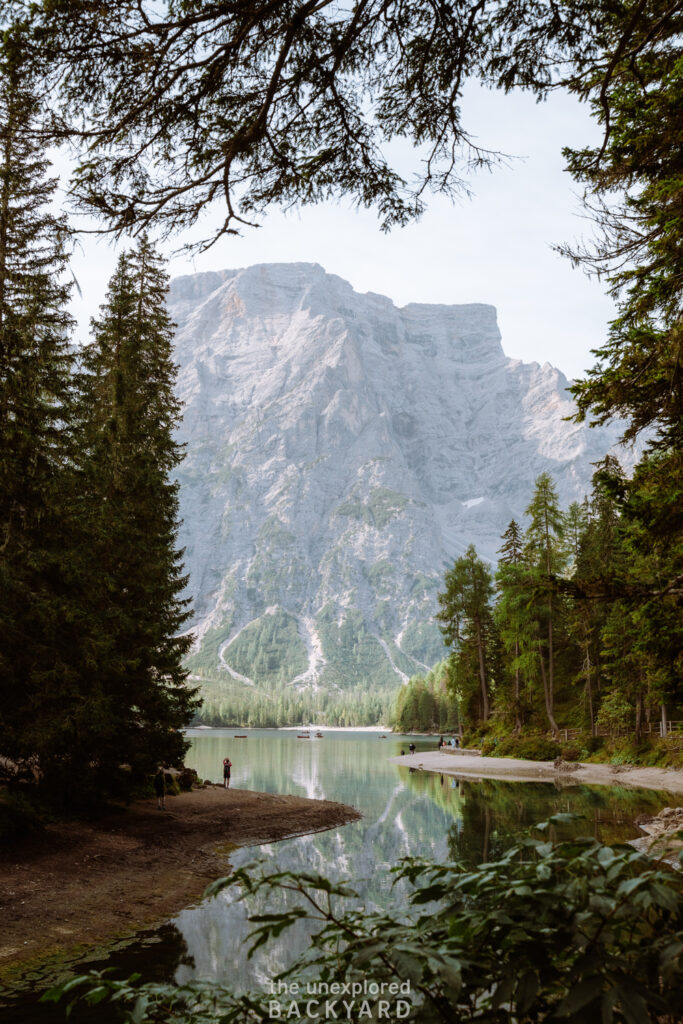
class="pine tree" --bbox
[594,453,682,739]
[0,49,78,779]
[75,236,199,782]
[495,521,525,731]
[437,545,494,723]
[524,474,567,735]
[565,460,624,737]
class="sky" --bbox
[61,83,613,382]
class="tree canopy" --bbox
[9,0,678,447]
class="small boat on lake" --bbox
[315,732,323,738]
[234,735,247,738]
[297,734,310,739]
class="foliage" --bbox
[521,473,567,735]
[482,733,561,762]
[20,3,679,261]
[45,826,683,1022]
[595,690,635,737]
[193,674,395,729]
[219,610,308,687]
[394,663,457,734]
[0,70,199,805]
[60,236,200,789]
[0,789,46,842]
[0,48,80,785]
[563,7,683,450]
[315,604,400,690]
[336,487,408,529]
[437,545,495,722]
[408,461,682,757]
[400,620,447,668]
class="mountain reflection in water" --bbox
[172,729,679,992]
[4,729,679,1023]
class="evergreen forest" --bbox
[0,49,198,811]
[400,463,682,766]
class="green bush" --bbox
[585,735,605,754]
[485,732,561,761]
[560,746,581,761]
[47,823,683,1023]
[0,789,46,842]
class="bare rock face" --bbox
[168,262,632,693]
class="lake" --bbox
[2,728,680,1020]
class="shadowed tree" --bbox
[0,47,78,783]
[524,474,567,736]
[74,236,200,782]
[438,544,494,723]
[495,520,525,731]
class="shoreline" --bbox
[390,751,683,793]
[187,725,392,733]
[0,786,360,981]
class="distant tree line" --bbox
[0,53,198,809]
[393,664,458,735]
[195,681,395,730]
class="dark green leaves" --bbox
[49,833,683,1022]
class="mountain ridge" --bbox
[169,262,631,703]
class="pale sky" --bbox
[62,83,612,382]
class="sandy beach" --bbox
[390,750,683,794]
[0,786,360,977]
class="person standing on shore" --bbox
[154,768,166,810]
[223,757,232,788]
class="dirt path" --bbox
[391,751,683,793]
[0,786,360,976]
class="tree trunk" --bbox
[661,704,668,738]
[635,690,643,742]
[547,594,555,728]
[514,639,522,732]
[538,645,559,735]
[544,510,556,735]
[585,648,595,738]
[475,617,489,721]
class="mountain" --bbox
[169,262,629,706]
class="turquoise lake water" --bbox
[2,728,680,1020]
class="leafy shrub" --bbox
[0,790,45,842]
[560,746,581,762]
[46,821,683,1023]
[486,732,561,761]
[595,689,634,735]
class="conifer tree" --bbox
[524,474,567,735]
[75,236,199,780]
[438,545,494,723]
[495,521,525,731]
[565,460,624,736]
[0,47,78,779]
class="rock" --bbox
[169,262,638,692]
[630,808,683,869]
[636,807,683,839]
[176,768,199,791]
[553,757,580,773]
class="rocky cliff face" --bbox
[169,262,627,693]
